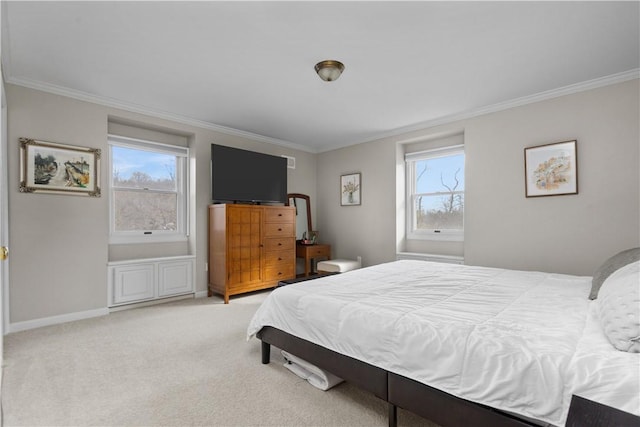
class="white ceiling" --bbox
[2,2,639,153]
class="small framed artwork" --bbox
[19,138,101,197]
[341,172,361,206]
[524,140,577,198]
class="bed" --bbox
[247,258,640,427]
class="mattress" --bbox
[247,260,639,426]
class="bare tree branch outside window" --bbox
[413,153,464,231]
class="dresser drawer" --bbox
[264,222,294,237]
[264,237,294,252]
[264,208,294,223]
[265,250,294,266]
[265,264,295,281]
[298,245,331,258]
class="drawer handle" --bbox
[278,228,282,231]
[278,257,282,261]
[278,243,282,246]
[278,213,282,217]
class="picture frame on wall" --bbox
[341,172,361,206]
[19,137,101,197]
[524,140,577,198]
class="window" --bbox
[406,145,464,241]
[109,135,188,244]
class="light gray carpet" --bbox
[2,291,438,426]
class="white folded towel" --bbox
[281,350,344,391]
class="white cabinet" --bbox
[158,260,194,297]
[108,256,195,307]
[112,263,155,304]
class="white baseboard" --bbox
[194,290,209,298]
[8,307,110,334]
[109,294,196,312]
[7,290,210,334]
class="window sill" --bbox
[407,232,464,242]
[109,234,188,245]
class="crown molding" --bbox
[5,68,638,155]
[389,69,640,143]
[316,68,640,153]
[3,75,318,154]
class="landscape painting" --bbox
[524,140,577,197]
[20,138,101,197]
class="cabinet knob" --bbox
[278,228,282,231]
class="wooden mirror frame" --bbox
[286,193,312,239]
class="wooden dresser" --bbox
[208,204,296,303]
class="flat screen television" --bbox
[211,144,287,204]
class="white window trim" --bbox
[108,135,189,245]
[405,144,464,242]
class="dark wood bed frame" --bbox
[257,326,640,427]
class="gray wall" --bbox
[317,79,639,276]
[6,78,639,325]
[6,84,316,324]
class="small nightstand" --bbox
[296,243,331,276]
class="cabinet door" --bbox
[227,206,263,289]
[112,263,155,304]
[158,259,194,297]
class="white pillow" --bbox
[596,260,640,352]
[590,247,640,299]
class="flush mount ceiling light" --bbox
[314,60,345,82]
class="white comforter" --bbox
[247,260,640,426]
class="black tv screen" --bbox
[211,144,287,204]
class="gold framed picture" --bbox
[19,138,101,197]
